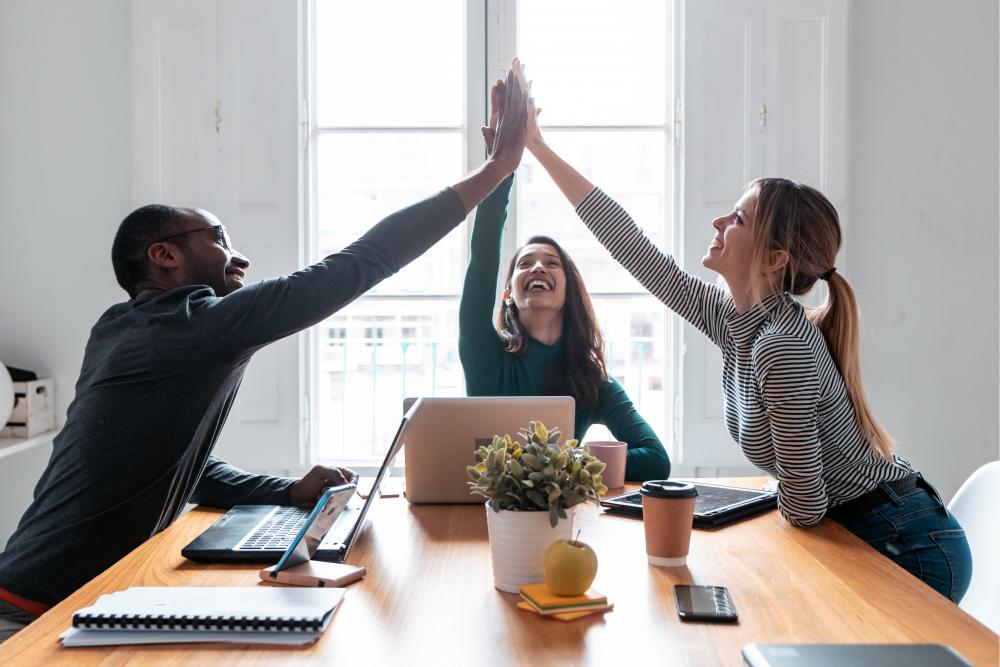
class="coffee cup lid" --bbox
[639,480,698,499]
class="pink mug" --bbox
[585,441,627,489]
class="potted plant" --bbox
[467,420,608,593]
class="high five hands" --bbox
[481,58,532,172]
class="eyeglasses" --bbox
[155,225,233,251]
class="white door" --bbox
[679,0,846,472]
[132,0,303,476]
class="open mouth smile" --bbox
[526,278,553,293]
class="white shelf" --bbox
[0,430,58,460]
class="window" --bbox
[308,1,673,463]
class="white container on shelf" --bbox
[0,364,12,428]
[1,378,55,438]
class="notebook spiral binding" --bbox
[72,612,321,632]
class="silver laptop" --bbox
[401,396,575,504]
[742,644,973,667]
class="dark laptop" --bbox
[182,410,409,563]
[742,643,973,667]
[600,481,778,528]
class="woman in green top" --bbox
[458,80,670,482]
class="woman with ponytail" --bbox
[522,82,971,602]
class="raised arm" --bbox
[524,96,731,347]
[203,65,528,357]
[459,174,513,376]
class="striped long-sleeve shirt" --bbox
[577,188,912,526]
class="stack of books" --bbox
[517,583,613,622]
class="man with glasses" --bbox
[0,66,529,643]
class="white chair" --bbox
[947,461,1000,633]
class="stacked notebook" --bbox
[60,586,345,647]
[517,583,613,622]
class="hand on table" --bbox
[288,464,358,508]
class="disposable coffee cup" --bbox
[585,441,627,489]
[639,480,698,567]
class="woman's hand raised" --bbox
[511,61,544,150]
[488,59,528,175]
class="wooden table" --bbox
[1,478,996,666]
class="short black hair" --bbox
[112,204,187,298]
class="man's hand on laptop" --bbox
[288,465,358,508]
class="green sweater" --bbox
[458,177,670,481]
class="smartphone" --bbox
[673,585,739,623]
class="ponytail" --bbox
[808,273,895,458]
[750,177,895,460]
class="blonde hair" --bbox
[747,178,894,459]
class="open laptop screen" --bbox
[339,401,416,559]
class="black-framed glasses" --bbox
[155,225,233,252]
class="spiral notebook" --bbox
[59,586,345,647]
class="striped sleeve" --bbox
[752,333,828,526]
[576,188,731,347]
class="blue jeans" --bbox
[833,476,972,603]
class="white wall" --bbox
[0,0,132,422]
[848,0,1000,501]
[0,1,132,543]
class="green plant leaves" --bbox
[466,419,610,518]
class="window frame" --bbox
[301,0,681,469]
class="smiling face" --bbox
[507,242,567,313]
[702,187,758,284]
[172,209,250,296]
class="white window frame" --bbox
[301,0,682,470]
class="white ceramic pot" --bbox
[484,502,575,593]
[0,363,13,427]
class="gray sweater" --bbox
[0,187,466,607]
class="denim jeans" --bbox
[833,476,973,603]
[0,599,36,644]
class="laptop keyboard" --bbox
[235,506,310,551]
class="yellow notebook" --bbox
[517,601,613,622]
[518,583,609,615]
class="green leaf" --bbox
[521,453,543,470]
[526,489,547,509]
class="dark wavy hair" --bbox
[497,235,607,407]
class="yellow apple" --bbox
[543,539,598,596]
